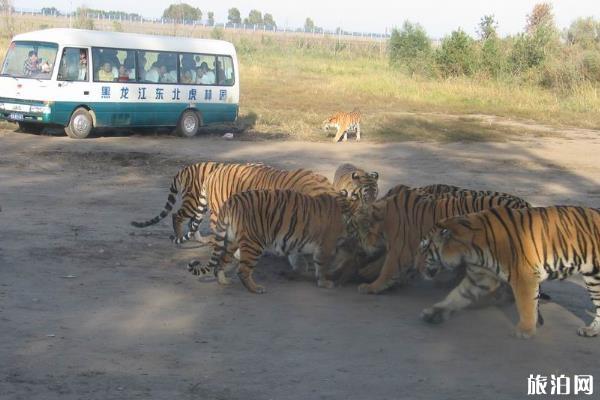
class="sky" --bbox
[14,0,600,38]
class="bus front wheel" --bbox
[176,109,201,138]
[65,108,93,139]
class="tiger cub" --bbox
[347,189,530,294]
[130,161,225,240]
[322,109,361,142]
[187,189,351,293]
[333,163,379,206]
[174,164,337,245]
[416,206,600,338]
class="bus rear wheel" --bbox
[176,109,201,138]
[65,108,93,139]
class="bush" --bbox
[582,50,600,82]
[436,29,478,77]
[389,21,433,75]
[210,27,224,40]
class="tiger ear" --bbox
[339,189,348,197]
[369,172,379,180]
[351,172,359,180]
[441,228,452,240]
[351,192,359,201]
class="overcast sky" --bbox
[14,0,600,37]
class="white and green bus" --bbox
[0,28,239,138]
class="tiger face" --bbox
[322,116,338,131]
[351,171,379,203]
[415,220,476,279]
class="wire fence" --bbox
[12,8,391,41]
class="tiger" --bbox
[328,184,531,286]
[333,163,379,206]
[344,189,531,294]
[415,206,600,338]
[322,109,361,142]
[173,163,338,247]
[187,189,352,293]
[130,161,226,240]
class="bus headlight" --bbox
[30,105,51,114]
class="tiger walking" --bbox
[187,189,352,293]
[416,206,600,338]
[322,109,361,142]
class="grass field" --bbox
[2,15,600,141]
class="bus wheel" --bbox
[17,122,45,134]
[176,109,200,138]
[65,108,93,139]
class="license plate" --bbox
[8,113,24,121]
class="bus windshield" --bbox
[1,41,58,79]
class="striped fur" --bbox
[347,189,531,294]
[130,162,224,239]
[187,189,351,293]
[384,183,527,203]
[175,164,338,245]
[333,163,379,206]
[416,206,600,338]
[322,109,361,142]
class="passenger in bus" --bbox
[98,61,115,81]
[159,65,177,83]
[23,50,40,76]
[117,65,130,82]
[145,62,160,83]
[78,49,88,81]
[196,62,215,84]
[181,69,194,84]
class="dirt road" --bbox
[1,128,599,399]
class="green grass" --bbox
[2,15,600,142]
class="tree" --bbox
[207,11,214,26]
[304,17,315,31]
[74,7,95,30]
[263,13,276,28]
[1,0,15,37]
[227,7,241,24]
[477,15,497,41]
[565,17,600,49]
[436,29,477,76]
[389,21,431,65]
[526,3,553,34]
[162,3,202,21]
[244,9,263,25]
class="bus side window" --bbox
[57,48,88,81]
[217,56,235,86]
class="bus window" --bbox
[140,51,178,83]
[92,48,136,82]
[178,53,216,85]
[0,41,57,79]
[57,48,88,81]
[216,55,235,86]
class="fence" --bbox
[11,8,391,41]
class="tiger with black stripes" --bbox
[343,189,531,294]
[322,109,361,142]
[384,183,521,200]
[416,206,600,338]
[333,163,379,206]
[130,161,225,240]
[174,163,338,248]
[187,189,352,293]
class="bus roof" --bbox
[12,28,236,55]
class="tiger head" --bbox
[415,217,477,280]
[351,171,379,204]
[322,115,338,131]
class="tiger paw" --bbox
[216,270,231,286]
[514,323,536,339]
[421,307,450,324]
[358,283,376,294]
[577,322,600,337]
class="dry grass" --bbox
[2,15,600,142]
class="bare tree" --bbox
[1,0,15,38]
[526,3,554,34]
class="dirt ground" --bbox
[1,127,600,400]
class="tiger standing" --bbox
[333,163,379,206]
[187,189,351,293]
[347,189,531,294]
[130,161,225,240]
[416,206,600,338]
[322,109,361,142]
[174,163,337,246]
